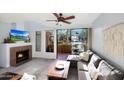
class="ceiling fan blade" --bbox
[46,20,58,22]
[64,16,75,20]
[61,20,71,24]
[53,13,59,18]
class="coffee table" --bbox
[47,60,70,80]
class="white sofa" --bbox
[78,50,124,80]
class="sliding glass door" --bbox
[57,29,71,53]
[57,28,88,54]
[70,28,88,54]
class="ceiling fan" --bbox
[46,13,75,25]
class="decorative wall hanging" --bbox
[103,22,124,62]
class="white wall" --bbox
[0,22,26,43]
[15,22,25,30]
[92,13,124,28]
[0,22,11,43]
[0,21,57,60]
[92,13,124,71]
[92,27,104,54]
[0,43,32,67]
[24,22,57,59]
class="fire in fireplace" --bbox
[18,53,23,58]
[16,49,29,64]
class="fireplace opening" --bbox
[16,49,29,64]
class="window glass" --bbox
[57,29,71,44]
[36,31,41,51]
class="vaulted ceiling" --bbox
[0,13,101,28]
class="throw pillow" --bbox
[87,50,91,53]
[97,60,113,80]
[88,61,101,80]
[79,52,90,62]
[20,73,36,80]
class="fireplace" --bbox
[16,49,29,64]
[10,45,32,66]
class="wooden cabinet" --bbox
[57,44,71,53]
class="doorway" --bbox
[57,29,71,60]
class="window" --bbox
[71,28,88,43]
[36,31,41,51]
[70,28,88,54]
[57,28,88,54]
[57,29,71,44]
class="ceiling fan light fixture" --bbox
[56,22,62,26]
[59,13,63,16]
[47,13,75,25]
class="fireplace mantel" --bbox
[0,43,32,67]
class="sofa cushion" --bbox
[90,54,101,68]
[78,61,88,71]
[106,69,124,80]
[78,70,91,80]
[97,60,114,80]
[98,60,124,80]
[88,53,93,62]
[87,50,94,62]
